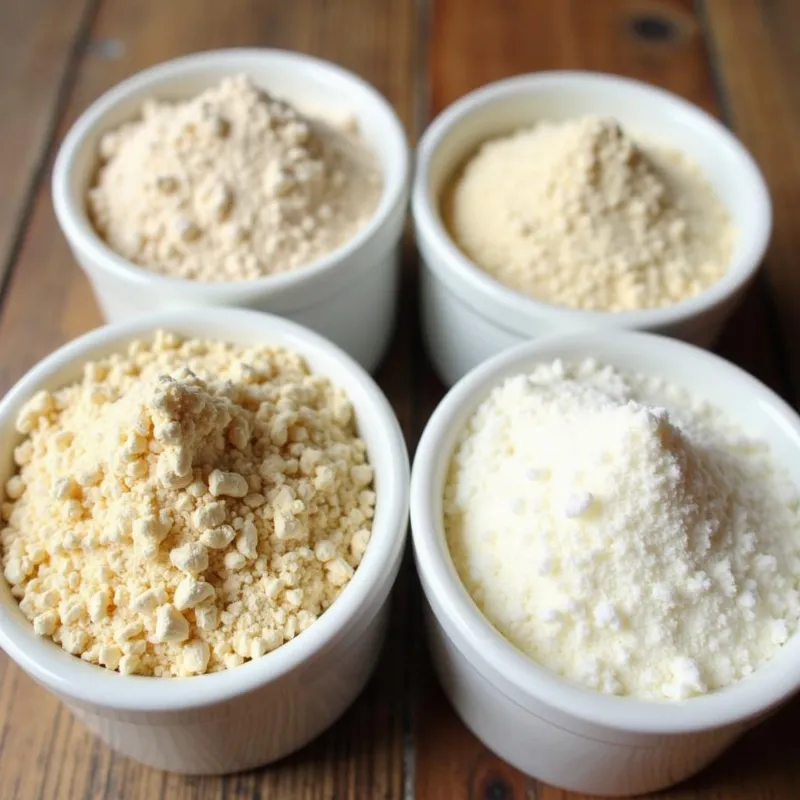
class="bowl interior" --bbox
[424,74,769,286]
[64,50,406,257]
[413,331,800,733]
[0,309,409,709]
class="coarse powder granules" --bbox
[88,75,382,282]
[444,359,800,699]
[444,116,735,311]
[0,332,375,676]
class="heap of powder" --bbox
[444,359,800,700]
[0,332,375,676]
[88,75,383,281]
[444,116,735,311]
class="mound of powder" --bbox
[1,332,375,676]
[444,116,735,311]
[444,359,800,699]
[88,75,382,281]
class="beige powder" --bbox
[0,332,374,676]
[444,116,735,311]
[88,75,383,282]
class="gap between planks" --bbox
[0,0,101,312]
[696,0,796,407]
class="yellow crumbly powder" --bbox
[444,116,735,312]
[0,333,374,676]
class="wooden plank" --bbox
[0,1,416,798]
[430,0,717,116]
[418,1,791,798]
[0,0,95,289]
[703,0,800,402]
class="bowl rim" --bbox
[410,329,800,735]
[51,47,410,300]
[0,308,410,711]
[411,70,772,332]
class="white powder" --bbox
[88,75,382,282]
[444,359,800,699]
[444,116,735,311]
[0,332,374,676]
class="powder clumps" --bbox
[1,332,375,676]
[444,359,800,699]
[445,116,735,311]
[88,75,382,281]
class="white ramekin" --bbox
[412,71,772,386]
[52,49,410,374]
[411,330,800,797]
[0,308,409,775]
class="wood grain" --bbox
[0,1,416,798]
[0,0,95,289]
[417,1,791,798]
[429,0,717,115]
[702,0,800,403]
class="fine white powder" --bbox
[444,116,735,311]
[88,75,382,282]
[444,360,800,700]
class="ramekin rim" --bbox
[52,47,410,299]
[411,70,773,332]
[0,307,410,711]
[410,329,800,735]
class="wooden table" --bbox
[1,0,799,797]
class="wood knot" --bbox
[470,752,528,798]
[478,774,514,800]
[630,13,678,42]
[625,3,695,46]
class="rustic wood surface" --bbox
[0,0,797,797]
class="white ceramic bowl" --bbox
[412,71,772,386]
[0,308,409,775]
[411,330,800,797]
[52,49,410,373]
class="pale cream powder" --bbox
[0,333,375,676]
[444,116,735,311]
[88,75,383,281]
